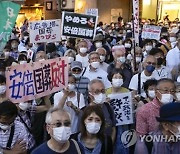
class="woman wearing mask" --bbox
[71,105,113,154]
[54,74,85,134]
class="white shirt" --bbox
[153,65,172,80]
[99,62,109,72]
[83,65,112,89]
[76,54,89,68]
[54,91,85,133]
[129,70,158,98]
[166,46,180,71]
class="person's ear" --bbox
[46,124,51,134]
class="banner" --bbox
[85,8,98,16]
[0,1,20,52]
[61,11,98,40]
[6,57,68,103]
[133,0,139,45]
[142,25,162,40]
[108,92,133,126]
[29,19,61,43]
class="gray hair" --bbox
[88,79,105,91]
[88,51,100,60]
[45,107,71,124]
[96,47,107,54]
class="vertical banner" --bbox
[0,1,21,52]
[133,0,139,45]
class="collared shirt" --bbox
[136,98,161,135]
[153,65,172,80]
[83,65,112,89]
[0,120,29,150]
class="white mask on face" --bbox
[158,91,174,104]
[93,93,106,104]
[24,36,28,41]
[112,79,123,88]
[169,37,176,43]
[39,58,45,62]
[53,126,71,143]
[85,122,101,134]
[176,92,180,101]
[4,52,10,58]
[124,43,131,48]
[127,54,132,60]
[19,102,31,111]
[95,42,103,48]
[0,123,11,130]
[136,57,142,63]
[68,84,75,91]
[148,90,155,98]
[117,57,126,63]
[0,85,6,95]
[177,76,180,83]
[19,61,27,65]
[73,73,81,79]
[79,47,88,54]
[68,57,74,64]
[145,45,152,51]
[100,56,106,62]
[91,61,100,69]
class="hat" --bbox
[71,61,83,70]
[156,103,180,122]
[93,33,104,42]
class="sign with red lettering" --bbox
[29,19,61,43]
[6,57,68,103]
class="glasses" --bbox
[92,89,105,95]
[49,121,71,127]
[157,89,175,94]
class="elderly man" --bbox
[83,52,112,89]
[107,45,133,88]
[32,108,84,154]
[136,78,176,136]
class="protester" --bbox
[0,75,8,103]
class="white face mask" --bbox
[19,61,27,65]
[169,37,176,43]
[93,93,106,104]
[158,92,174,104]
[0,123,11,130]
[95,42,103,48]
[117,57,126,63]
[24,36,28,41]
[145,45,152,51]
[79,47,88,54]
[136,57,142,63]
[4,52,10,58]
[53,126,71,143]
[148,90,155,98]
[124,43,131,48]
[68,84,76,91]
[0,85,6,95]
[127,54,132,60]
[112,79,123,88]
[176,92,180,101]
[39,58,45,62]
[73,73,81,79]
[177,76,180,83]
[55,42,59,46]
[68,57,74,64]
[91,61,100,69]
[19,102,31,111]
[85,122,101,134]
[100,56,105,62]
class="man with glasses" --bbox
[32,108,84,154]
[136,78,176,136]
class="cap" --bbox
[71,61,83,70]
[93,33,104,42]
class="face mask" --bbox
[158,91,174,104]
[117,57,126,63]
[68,84,75,91]
[0,123,11,130]
[85,122,101,134]
[19,102,31,111]
[136,57,142,63]
[112,79,123,87]
[146,65,155,73]
[176,92,180,101]
[53,126,71,143]
[127,54,132,60]
[11,43,18,49]
[157,57,164,65]
[55,42,59,46]
[93,93,106,104]
[79,47,88,54]
[177,76,180,83]
[39,58,45,62]
[169,37,176,43]
[19,61,27,65]
[68,57,74,64]
[148,90,155,98]
[145,45,152,51]
[4,52,10,58]
[0,85,6,95]
[100,56,105,62]
[91,61,100,69]
[95,42,103,48]
[24,36,28,41]
[124,43,131,48]
[73,73,81,79]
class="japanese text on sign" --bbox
[142,25,162,40]
[108,92,134,126]
[29,19,61,43]
[6,57,68,103]
[61,12,97,40]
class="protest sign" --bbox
[29,19,61,43]
[108,92,133,126]
[142,25,162,40]
[0,1,20,52]
[61,11,98,40]
[85,8,98,16]
[6,57,68,103]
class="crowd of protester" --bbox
[0,16,180,154]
